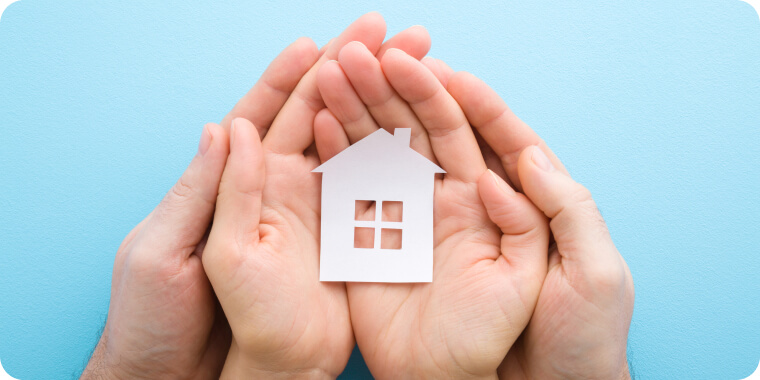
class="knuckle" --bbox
[584,253,629,296]
[169,176,196,203]
[589,263,626,290]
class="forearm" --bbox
[80,335,124,380]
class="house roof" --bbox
[312,128,445,174]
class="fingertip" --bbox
[478,168,548,250]
[316,60,349,105]
[361,11,386,29]
[283,37,321,74]
[230,117,261,153]
[338,40,370,63]
[314,108,350,162]
[293,36,319,56]
[380,47,406,65]
[330,12,386,57]
[478,170,515,216]
[201,122,229,158]
[407,25,432,57]
[517,146,575,219]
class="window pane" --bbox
[354,227,375,249]
[381,201,403,222]
[381,228,402,250]
[355,200,376,221]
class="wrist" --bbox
[80,335,129,380]
[220,340,335,380]
[618,359,632,380]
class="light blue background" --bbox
[1,0,758,378]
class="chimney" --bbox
[394,128,411,147]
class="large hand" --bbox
[314,44,549,379]
[445,71,635,380]
[201,13,433,379]
[80,35,319,380]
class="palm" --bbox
[501,251,634,379]
[311,45,548,378]
[106,232,229,378]
[501,264,590,377]
[347,179,535,378]
[216,152,354,373]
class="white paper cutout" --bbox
[313,128,444,282]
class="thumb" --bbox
[210,117,266,245]
[478,169,549,272]
[139,123,230,259]
[517,146,619,270]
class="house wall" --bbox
[319,170,435,282]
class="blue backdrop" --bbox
[1,1,758,378]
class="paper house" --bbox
[313,128,445,282]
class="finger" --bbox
[448,72,567,190]
[478,170,549,272]
[338,41,435,161]
[317,59,380,144]
[319,38,335,56]
[221,37,319,137]
[382,48,487,183]
[314,108,350,162]
[421,57,455,88]
[264,12,387,155]
[376,24,431,60]
[517,146,618,267]
[139,123,230,260]
[214,118,266,244]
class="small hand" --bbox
[201,13,434,379]
[314,45,549,379]
[81,34,324,380]
[445,71,635,380]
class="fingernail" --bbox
[489,169,515,195]
[531,147,554,172]
[198,125,212,155]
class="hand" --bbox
[81,34,325,380]
[313,44,550,379]
[80,123,231,380]
[200,13,433,379]
[444,70,635,379]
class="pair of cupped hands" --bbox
[82,13,634,380]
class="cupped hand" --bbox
[444,70,635,380]
[200,13,434,379]
[80,33,327,380]
[313,44,550,379]
[81,123,231,380]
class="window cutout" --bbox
[381,201,403,222]
[355,200,375,221]
[381,229,402,250]
[354,227,375,249]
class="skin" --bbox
[82,12,432,380]
[315,44,634,379]
[82,12,633,379]
[314,45,550,379]
[80,36,317,380]
[444,71,635,380]
[199,13,435,379]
